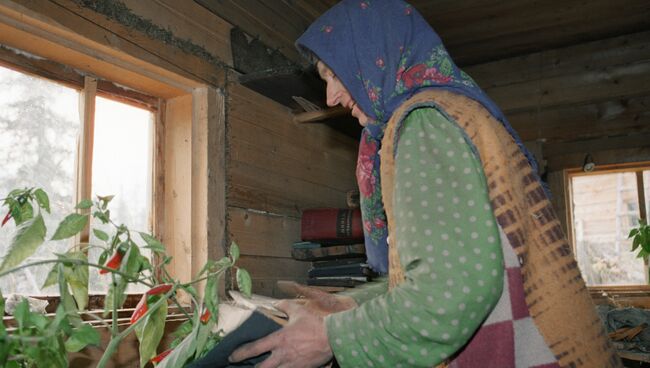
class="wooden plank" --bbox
[152,98,165,280]
[75,76,97,245]
[236,256,311,297]
[163,94,193,284]
[508,95,650,142]
[546,147,650,172]
[191,87,228,297]
[0,1,200,97]
[228,207,301,258]
[422,0,650,65]
[230,134,356,193]
[294,106,348,123]
[228,160,350,217]
[48,0,226,86]
[123,0,233,66]
[467,31,650,89]
[486,60,650,113]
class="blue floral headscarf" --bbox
[297,0,537,274]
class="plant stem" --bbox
[96,287,176,368]
[111,273,118,338]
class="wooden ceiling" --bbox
[195,0,650,67]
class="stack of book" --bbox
[292,207,374,288]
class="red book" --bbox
[301,208,364,243]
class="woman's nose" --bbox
[326,84,341,107]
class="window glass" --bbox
[571,172,644,285]
[90,96,153,294]
[0,65,80,295]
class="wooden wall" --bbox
[227,84,358,297]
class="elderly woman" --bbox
[230,1,621,367]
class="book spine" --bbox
[301,208,364,242]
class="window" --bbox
[569,164,650,286]
[0,64,154,295]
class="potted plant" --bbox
[0,187,251,367]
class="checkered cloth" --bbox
[447,227,559,367]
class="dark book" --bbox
[301,208,364,243]
[308,262,372,278]
[346,190,360,209]
[291,243,366,261]
[312,257,367,269]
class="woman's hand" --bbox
[228,300,334,368]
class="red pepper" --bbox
[1,212,11,227]
[129,284,172,325]
[130,294,149,324]
[146,284,172,296]
[99,249,125,275]
[200,308,211,324]
[150,349,173,364]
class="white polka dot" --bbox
[420,185,428,192]
[418,131,425,138]
[485,220,493,226]
[420,348,428,356]
[438,220,447,226]
[445,262,452,269]
[451,181,459,188]
[488,236,496,243]
[462,327,469,335]
[404,167,411,174]
[444,291,452,299]
[401,344,408,351]
[419,159,427,165]
[419,145,426,152]
[437,307,446,315]
[407,211,414,217]
[430,272,437,279]
[422,214,430,220]
[419,172,427,178]
[474,248,481,254]
[406,196,412,203]
[442,250,450,256]
[446,138,451,143]
[405,181,412,187]
[429,133,436,140]
[446,279,454,286]
[449,166,456,172]
[463,167,471,174]
[484,204,491,211]
[468,200,475,207]
[454,227,462,234]
[405,153,411,159]
[427,257,436,264]
[477,296,484,303]
[442,333,450,340]
[478,280,485,286]
[462,286,470,294]
[453,212,460,219]
[459,256,467,264]
[471,232,478,239]
[458,137,465,144]
[466,183,473,190]
[436,192,444,198]
[405,139,412,145]
[492,269,498,277]
[437,206,445,213]
[458,303,466,311]
[452,197,459,204]
[490,252,497,259]
[451,319,459,326]
[335,338,342,345]
[421,200,428,207]
[411,226,417,232]
[435,178,443,185]
[469,216,477,222]
[425,229,432,236]
[447,150,455,157]
[462,152,469,158]
[404,300,412,308]
[441,233,449,240]
[412,316,420,323]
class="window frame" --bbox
[566,161,650,302]
[0,7,228,359]
[0,53,161,309]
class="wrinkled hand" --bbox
[229,299,333,368]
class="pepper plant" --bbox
[0,187,252,367]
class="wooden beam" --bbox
[293,106,348,123]
[76,76,97,245]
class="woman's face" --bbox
[317,61,370,126]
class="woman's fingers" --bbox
[229,330,283,363]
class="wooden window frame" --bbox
[566,161,650,307]
[0,4,227,313]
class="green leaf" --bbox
[33,189,50,213]
[93,210,110,224]
[14,299,29,331]
[0,213,46,273]
[14,201,34,225]
[58,264,82,327]
[0,291,5,335]
[140,232,166,253]
[204,276,219,327]
[63,252,89,311]
[193,320,215,359]
[632,235,642,252]
[93,229,109,242]
[135,299,168,368]
[75,199,93,210]
[51,214,88,240]
[236,268,252,298]
[42,263,59,289]
[156,329,196,368]
[629,228,640,238]
[65,324,100,352]
[230,242,240,263]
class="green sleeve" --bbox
[325,107,504,367]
